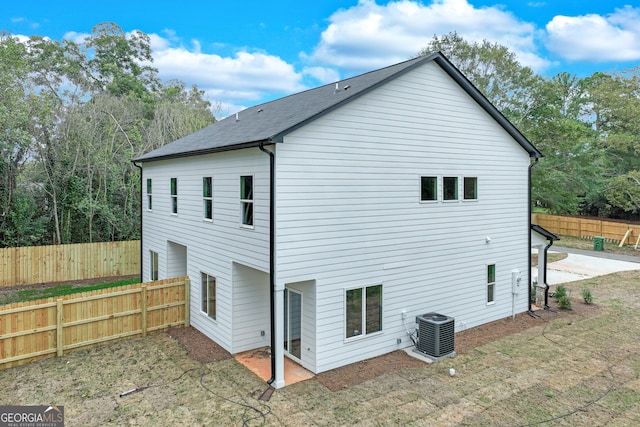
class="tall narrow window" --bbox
[201,273,216,320]
[240,175,253,226]
[345,284,382,339]
[203,177,213,220]
[420,176,437,201]
[170,177,178,214]
[464,177,478,200]
[146,178,152,210]
[487,264,496,304]
[150,251,159,281]
[443,177,458,201]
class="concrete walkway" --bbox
[538,246,640,285]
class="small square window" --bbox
[464,177,478,200]
[420,176,437,201]
[443,177,458,201]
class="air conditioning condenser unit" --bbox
[415,312,455,360]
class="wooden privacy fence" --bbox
[0,276,190,370]
[532,213,640,245]
[0,240,140,287]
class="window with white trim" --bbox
[443,176,458,201]
[146,178,152,210]
[420,176,437,201]
[487,264,496,304]
[170,177,178,214]
[203,177,213,220]
[150,250,158,281]
[240,175,253,226]
[345,284,382,339]
[464,177,478,200]
[201,272,216,319]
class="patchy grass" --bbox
[0,277,140,305]
[556,234,640,257]
[2,270,640,425]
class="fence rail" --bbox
[532,213,640,245]
[0,240,140,287]
[0,277,190,370]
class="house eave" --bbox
[132,139,277,163]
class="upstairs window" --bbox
[170,178,178,214]
[203,177,213,220]
[240,175,253,227]
[443,177,458,201]
[487,264,496,304]
[464,177,478,200]
[146,178,152,210]
[420,176,437,201]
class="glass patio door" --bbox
[284,288,302,361]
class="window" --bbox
[146,178,152,210]
[487,264,496,304]
[170,178,178,214]
[345,284,382,339]
[150,251,158,281]
[240,175,253,226]
[443,177,458,201]
[420,176,437,201]
[201,273,216,320]
[203,177,213,220]
[464,177,478,200]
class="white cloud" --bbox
[152,44,308,106]
[307,0,548,74]
[545,6,640,61]
[302,66,341,84]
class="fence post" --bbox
[56,299,63,357]
[141,285,147,337]
[184,277,191,327]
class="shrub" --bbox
[554,285,567,300]
[582,287,594,304]
[557,295,572,310]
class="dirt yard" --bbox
[1,271,639,426]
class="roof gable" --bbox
[134,52,542,162]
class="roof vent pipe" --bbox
[235,112,239,121]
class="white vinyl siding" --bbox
[275,60,531,373]
[140,149,270,354]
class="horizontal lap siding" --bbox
[142,149,270,353]
[275,61,531,372]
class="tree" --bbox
[419,32,542,125]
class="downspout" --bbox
[528,158,539,314]
[543,238,554,308]
[259,142,276,385]
[132,161,143,283]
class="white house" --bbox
[133,52,543,388]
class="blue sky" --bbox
[3,0,640,116]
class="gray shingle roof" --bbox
[134,52,542,162]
